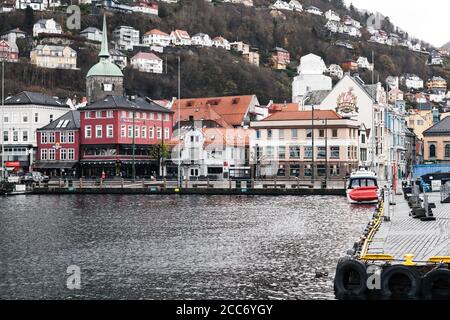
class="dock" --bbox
[334,185,450,300]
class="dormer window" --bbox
[102,83,114,92]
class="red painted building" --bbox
[35,110,81,177]
[79,95,174,178]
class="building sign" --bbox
[336,87,358,117]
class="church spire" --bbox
[99,14,110,60]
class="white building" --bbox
[142,29,171,47]
[113,26,140,51]
[1,91,70,172]
[230,41,250,54]
[170,29,191,46]
[306,6,322,15]
[212,36,231,50]
[401,74,424,90]
[325,10,340,22]
[386,76,399,90]
[33,18,63,37]
[130,51,163,74]
[292,53,332,103]
[109,49,128,70]
[270,0,292,11]
[16,0,61,11]
[289,0,302,11]
[357,57,373,71]
[131,2,158,15]
[327,64,344,79]
[80,27,103,43]
[1,28,27,41]
[191,33,213,47]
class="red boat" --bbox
[347,170,379,204]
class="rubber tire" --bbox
[421,268,450,300]
[381,266,421,300]
[334,258,368,300]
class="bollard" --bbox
[79,178,83,189]
[163,178,167,189]
[420,193,436,221]
[384,187,391,222]
[142,178,145,189]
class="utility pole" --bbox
[311,105,315,181]
[132,109,136,181]
[1,59,4,182]
[177,56,181,188]
[325,117,328,184]
[160,115,164,177]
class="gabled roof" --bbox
[263,107,341,121]
[423,116,450,136]
[4,91,70,108]
[144,29,169,36]
[80,95,173,113]
[38,110,80,131]
[80,27,102,34]
[131,51,162,61]
[173,95,257,127]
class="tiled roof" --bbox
[144,29,169,36]
[173,95,257,127]
[38,110,80,131]
[423,116,450,135]
[263,106,342,121]
[4,91,70,108]
[80,95,173,113]
[80,27,101,34]
[131,51,162,61]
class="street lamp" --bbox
[1,58,4,181]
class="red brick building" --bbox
[35,110,81,177]
[78,95,174,178]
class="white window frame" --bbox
[68,131,75,144]
[96,125,103,138]
[41,149,48,160]
[107,124,114,138]
[48,149,55,160]
[85,125,92,138]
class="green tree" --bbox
[24,6,34,30]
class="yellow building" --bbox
[426,76,447,91]
[30,45,77,70]
[423,116,450,163]
[406,109,435,140]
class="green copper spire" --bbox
[99,14,110,59]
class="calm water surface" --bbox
[0,195,372,300]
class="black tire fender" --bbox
[381,266,421,300]
[334,258,368,299]
[421,268,450,300]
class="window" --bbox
[347,146,353,159]
[165,128,170,139]
[142,126,147,138]
[135,126,140,138]
[429,144,436,158]
[290,165,300,177]
[85,111,91,119]
[106,111,113,118]
[3,131,8,142]
[68,149,75,160]
[330,165,340,177]
[41,132,47,144]
[157,113,162,121]
[266,146,274,159]
[41,149,48,160]
[304,146,312,159]
[361,134,366,144]
[331,146,340,159]
[317,147,326,159]
[60,132,67,143]
[3,114,8,123]
[256,129,261,140]
[13,131,18,142]
[122,111,127,118]
[49,149,55,160]
[68,132,74,144]
[157,127,162,139]
[95,125,102,138]
[149,127,154,139]
[278,146,286,160]
[60,149,67,160]
[267,129,273,140]
[136,112,141,119]
[107,125,113,138]
[164,114,169,121]
[289,146,300,159]
[121,125,126,138]
[291,129,298,139]
[128,125,133,138]
[319,129,325,138]
[417,120,424,126]
[445,144,450,158]
[317,164,326,176]
[306,129,312,138]
[35,113,39,123]
[23,114,29,123]
[85,126,92,138]
[332,129,338,138]
[49,132,55,144]
[49,115,54,123]
[279,129,285,140]
[96,111,102,119]
[304,165,312,177]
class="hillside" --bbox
[1,0,450,104]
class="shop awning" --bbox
[34,162,77,169]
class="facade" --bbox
[289,0,302,11]
[86,16,125,104]
[386,76,399,90]
[401,74,424,90]
[327,64,343,80]
[35,110,80,176]
[230,41,250,55]
[1,28,27,41]
[250,108,359,179]
[131,2,158,15]
[212,36,231,50]
[78,96,174,177]
[357,57,373,71]
[388,88,404,103]
[270,0,291,11]
[427,76,447,92]
[30,45,77,70]
[325,10,340,22]
[130,51,163,74]
[113,26,140,51]
[423,116,450,163]
[109,49,128,70]
[142,29,171,47]
[428,51,444,66]
[170,29,191,46]
[1,91,70,172]
[80,27,103,42]
[406,108,439,140]
[16,0,61,11]
[244,50,260,66]
[191,33,213,47]
[271,47,290,70]
[0,37,19,62]
[292,53,332,103]
[33,18,63,37]
[306,6,322,15]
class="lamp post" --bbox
[177,56,181,188]
[311,104,315,181]
[132,109,136,181]
[1,59,4,182]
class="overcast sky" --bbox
[345,0,449,47]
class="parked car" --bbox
[23,172,50,184]
[6,175,22,184]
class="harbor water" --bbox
[0,195,372,300]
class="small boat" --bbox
[347,170,379,204]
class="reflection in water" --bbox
[0,195,372,299]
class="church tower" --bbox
[86,15,124,104]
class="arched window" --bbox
[429,144,436,158]
[445,144,450,158]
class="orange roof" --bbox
[202,128,252,147]
[263,105,342,121]
[144,29,169,36]
[173,95,256,127]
